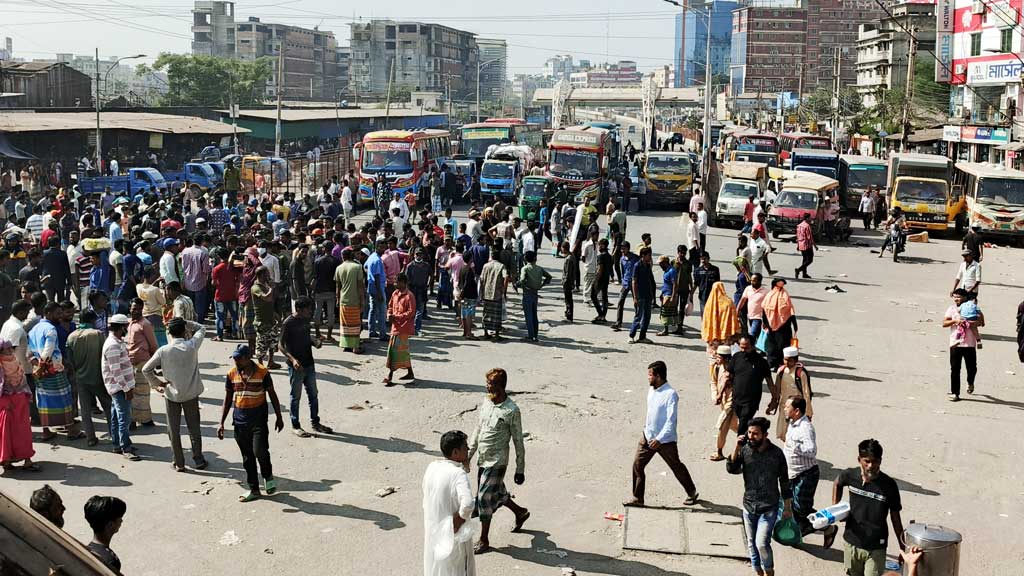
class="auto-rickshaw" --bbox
[518,175,553,222]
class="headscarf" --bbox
[701,282,742,344]
[762,280,795,331]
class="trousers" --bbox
[949,346,977,396]
[166,397,204,468]
[631,437,697,501]
[562,284,574,321]
[234,418,273,491]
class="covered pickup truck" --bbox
[716,161,769,227]
[76,167,168,197]
[480,144,532,203]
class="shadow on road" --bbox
[496,529,699,575]
[817,459,940,496]
[274,493,405,530]
[317,430,439,456]
[24,462,132,487]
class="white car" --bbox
[715,179,760,227]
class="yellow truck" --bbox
[643,151,694,209]
[887,153,963,233]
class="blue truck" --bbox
[162,162,219,194]
[76,167,169,197]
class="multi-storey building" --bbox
[730,5,808,94]
[348,20,479,101]
[477,38,508,102]
[675,0,741,88]
[945,0,1022,162]
[569,60,642,87]
[804,0,884,89]
[855,1,936,109]
[543,55,574,80]
[191,1,236,57]
[232,18,339,101]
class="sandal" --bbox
[473,541,492,555]
[66,430,87,441]
[21,462,41,472]
[38,432,58,442]
[683,492,700,506]
[709,453,725,461]
[264,478,278,495]
[238,490,260,503]
[512,510,530,532]
[823,525,838,549]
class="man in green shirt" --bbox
[468,368,528,554]
[334,248,365,353]
[65,309,110,447]
[251,266,280,369]
[518,250,551,342]
[223,160,240,203]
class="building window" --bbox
[385,26,396,39]
[971,32,981,56]
[1001,28,1012,53]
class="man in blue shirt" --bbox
[363,239,387,340]
[625,360,699,508]
[611,241,639,331]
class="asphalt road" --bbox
[2,210,1021,575]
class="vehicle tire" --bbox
[772,230,780,239]
[189,184,201,195]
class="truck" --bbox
[716,161,769,227]
[790,148,840,180]
[546,125,612,205]
[480,144,532,203]
[75,167,169,197]
[643,151,693,209]
[838,155,887,212]
[162,162,219,195]
[887,153,959,232]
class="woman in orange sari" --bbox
[701,281,742,351]
[760,278,798,368]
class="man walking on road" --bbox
[782,396,834,542]
[794,213,817,279]
[727,417,793,576]
[944,288,983,400]
[279,296,334,437]
[422,430,476,576]
[101,314,139,460]
[625,360,700,508]
[611,242,639,331]
[832,439,905,575]
[952,249,981,299]
[65,309,110,447]
[468,368,529,555]
[590,238,612,324]
[143,317,208,471]
[727,334,778,445]
[629,247,656,344]
[518,251,551,342]
[217,344,285,503]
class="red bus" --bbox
[729,131,781,159]
[459,118,543,166]
[780,132,832,164]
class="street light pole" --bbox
[664,0,715,179]
[95,51,146,171]
[477,57,503,123]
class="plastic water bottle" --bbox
[809,501,851,530]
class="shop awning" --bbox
[996,141,1024,151]
[0,133,35,160]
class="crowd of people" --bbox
[0,152,993,576]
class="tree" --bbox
[138,53,272,107]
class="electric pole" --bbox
[95,47,102,170]
[274,46,284,158]
[446,73,452,129]
[796,61,805,125]
[756,77,764,129]
[831,47,841,150]
[384,56,395,128]
[900,28,918,153]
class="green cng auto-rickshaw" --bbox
[518,175,553,222]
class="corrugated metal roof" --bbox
[225,108,447,122]
[0,111,248,135]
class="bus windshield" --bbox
[795,166,837,179]
[363,150,412,172]
[847,166,887,189]
[647,155,691,175]
[775,190,818,210]
[461,128,512,158]
[895,180,947,204]
[549,149,599,179]
[733,152,778,167]
[978,177,1024,206]
[798,138,831,150]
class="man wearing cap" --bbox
[775,347,812,440]
[961,224,983,262]
[710,344,738,461]
[143,317,208,471]
[952,248,981,300]
[101,314,140,460]
[159,238,182,285]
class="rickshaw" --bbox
[518,175,553,222]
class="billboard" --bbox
[935,0,953,82]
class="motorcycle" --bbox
[890,225,907,262]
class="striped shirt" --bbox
[226,363,272,425]
[101,334,135,395]
[783,415,817,478]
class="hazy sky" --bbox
[1,0,682,74]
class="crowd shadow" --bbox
[497,529,698,575]
[962,394,1024,411]
[403,378,486,394]
[26,462,132,487]
[816,459,940,496]
[317,430,438,456]
[812,370,882,383]
[273,493,405,530]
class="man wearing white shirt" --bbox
[625,360,700,507]
[109,158,119,176]
[952,249,981,297]
[749,228,769,276]
[340,179,353,220]
[581,228,599,300]
[388,191,409,221]
[696,202,709,253]
[422,430,476,576]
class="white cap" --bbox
[716,345,732,356]
[109,314,131,326]
[141,231,158,240]
[783,346,799,358]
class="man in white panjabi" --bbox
[423,430,477,576]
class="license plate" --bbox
[1002,223,1012,230]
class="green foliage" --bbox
[139,53,272,107]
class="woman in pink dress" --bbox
[0,338,38,473]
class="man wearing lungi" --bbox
[334,247,365,354]
[467,368,529,555]
[478,251,508,341]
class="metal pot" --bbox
[903,522,962,576]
